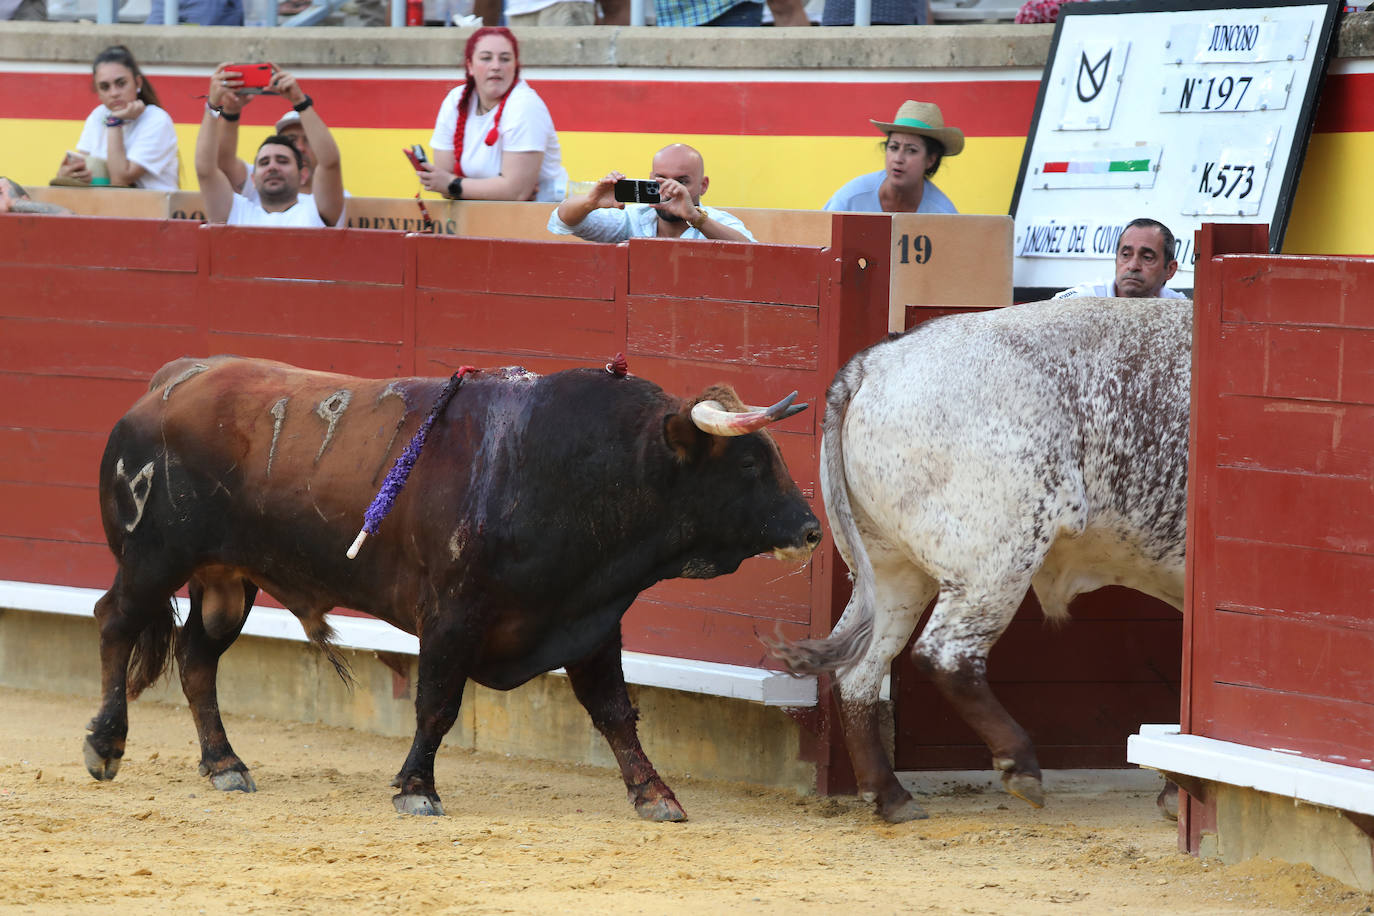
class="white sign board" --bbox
[1009,0,1341,298]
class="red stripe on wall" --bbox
[0,71,1033,136]
[8,70,1371,136]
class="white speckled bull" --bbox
[770,297,1189,822]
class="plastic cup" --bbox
[91,177,111,186]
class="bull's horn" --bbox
[690,391,808,436]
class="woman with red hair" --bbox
[421,27,567,203]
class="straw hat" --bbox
[870,101,965,156]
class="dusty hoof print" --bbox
[210,770,257,793]
[636,798,688,822]
[880,797,930,823]
[393,793,445,816]
[1003,773,1045,808]
[83,736,121,781]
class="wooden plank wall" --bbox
[1189,226,1374,771]
[0,216,857,675]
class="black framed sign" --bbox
[1009,0,1343,300]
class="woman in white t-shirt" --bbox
[53,45,180,191]
[420,27,567,204]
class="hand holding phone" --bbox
[403,145,429,172]
[224,63,274,93]
[613,179,661,205]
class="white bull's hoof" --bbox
[1002,772,1045,808]
[210,769,257,792]
[393,793,446,816]
[82,736,121,781]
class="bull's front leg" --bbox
[392,616,472,816]
[565,632,686,822]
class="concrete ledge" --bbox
[1128,723,1374,817]
[0,579,817,707]
[0,16,1369,70]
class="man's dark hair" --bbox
[1124,217,1177,263]
[2,177,28,199]
[256,134,305,170]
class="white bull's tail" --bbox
[765,359,875,679]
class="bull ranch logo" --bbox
[1077,50,1111,103]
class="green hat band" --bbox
[893,117,936,130]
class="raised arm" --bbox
[195,81,235,224]
[209,64,250,193]
[270,68,344,227]
[555,171,624,227]
[102,98,149,187]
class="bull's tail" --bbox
[304,616,356,689]
[126,597,178,700]
[765,360,876,679]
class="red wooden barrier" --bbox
[0,212,1188,790]
[1181,222,1374,851]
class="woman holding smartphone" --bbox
[419,27,567,203]
[54,45,180,191]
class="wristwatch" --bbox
[447,177,464,200]
[687,207,708,231]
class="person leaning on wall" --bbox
[196,64,345,228]
[1053,218,1188,300]
[548,143,754,243]
[418,27,568,203]
[52,45,180,191]
[823,100,963,214]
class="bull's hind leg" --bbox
[85,571,179,782]
[834,561,937,824]
[179,572,259,792]
[566,632,685,822]
[912,582,1044,808]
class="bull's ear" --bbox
[664,410,707,463]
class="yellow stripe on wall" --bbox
[4,116,1368,254]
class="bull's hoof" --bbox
[635,796,687,822]
[393,793,445,816]
[1002,772,1045,808]
[210,769,257,793]
[878,796,930,823]
[83,735,122,781]
[1156,782,1179,821]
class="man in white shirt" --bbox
[547,144,754,244]
[1054,218,1188,299]
[195,65,344,228]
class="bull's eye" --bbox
[740,455,759,476]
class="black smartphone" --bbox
[613,179,661,204]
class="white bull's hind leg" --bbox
[835,559,937,823]
[911,580,1045,808]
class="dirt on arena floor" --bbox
[1,685,1370,915]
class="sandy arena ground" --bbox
[1,685,1370,915]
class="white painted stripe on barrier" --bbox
[0,580,817,707]
[1128,723,1374,817]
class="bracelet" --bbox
[687,207,708,231]
[221,110,241,122]
[292,95,313,113]
[104,116,125,128]
[447,176,463,200]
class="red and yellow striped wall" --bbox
[2,62,1370,253]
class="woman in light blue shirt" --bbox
[824,100,964,214]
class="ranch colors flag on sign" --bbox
[1008,0,1343,299]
